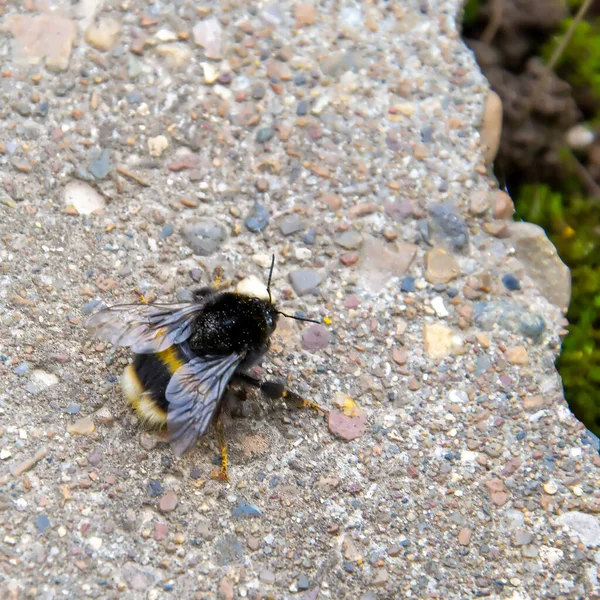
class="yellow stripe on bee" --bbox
[157,346,185,375]
[121,364,167,428]
[122,364,144,406]
[136,394,168,428]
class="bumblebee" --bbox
[85,258,324,480]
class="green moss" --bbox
[542,16,600,105]
[462,0,482,26]
[515,184,600,435]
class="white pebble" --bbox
[431,296,448,317]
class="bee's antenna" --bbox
[266,254,275,304]
[277,311,320,324]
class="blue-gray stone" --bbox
[81,300,103,315]
[65,403,81,414]
[176,288,194,302]
[429,204,469,253]
[502,274,521,291]
[233,499,262,518]
[297,100,308,116]
[14,362,29,376]
[160,224,174,239]
[400,276,415,293]
[474,302,546,343]
[148,480,164,498]
[297,575,310,590]
[421,126,434,143]
[90,149,112,179]
[303,228,317,245]
[35,514,50,534]
[244,203,270,232]
[256,127,274,143]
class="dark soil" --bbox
[462,0,593,191]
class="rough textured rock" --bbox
[509,221,572,311]
[0,1,596,599]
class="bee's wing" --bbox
[84,302,206,354]
[165,352,245,456]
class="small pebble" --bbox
[244,203,270,232]
[297,574,310,590]
[278,214,304,236]
[289,269,322,296]
[160,224,174,239]
[67,417,95,436]
[148,480,164,498]
[35,514,50,534]
[90,148,112,179]
[502,274,521,291]
[301,324,330,351]
[256,127,274,143]
[328,409,366,442]
[233,499,262,518]
[159,491,179,513]
[400,276,415,292]
[335,230,363,250]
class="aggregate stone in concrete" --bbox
[0,1,599,599]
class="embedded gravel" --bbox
[1,1,599,599]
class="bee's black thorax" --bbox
[188,293,278,363]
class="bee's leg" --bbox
[133,289,149,305]
[212,265,233,291]
[211,418,230,482]
[235,373,328,416]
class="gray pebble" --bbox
[14,362,29,376]
[245,202,270,232]
[13,102,31,117]
[474,356,492,376]
[289,269,322,296]
[90,149,112,180]
[87,446,103,467]
[278,214,304,236]
[513,530,533,547]
[35,514,50,534]
[256,127,274,143]
[251,83,266,99]
[334,230,363,250]
[127,91,143,104]
[182,218,226,256]
[177,288,194,302]
[297,574,310,590]
[297,100,308,116]
[259,569,275,584]
[474,302,546,343]
[82,300,103,315]
[400,276,415,292]
[233,499,262,518]
[429,204,469,253]
[160,224,174,239]
[303,228,317,245]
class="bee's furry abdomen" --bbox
[121,346,190,428]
